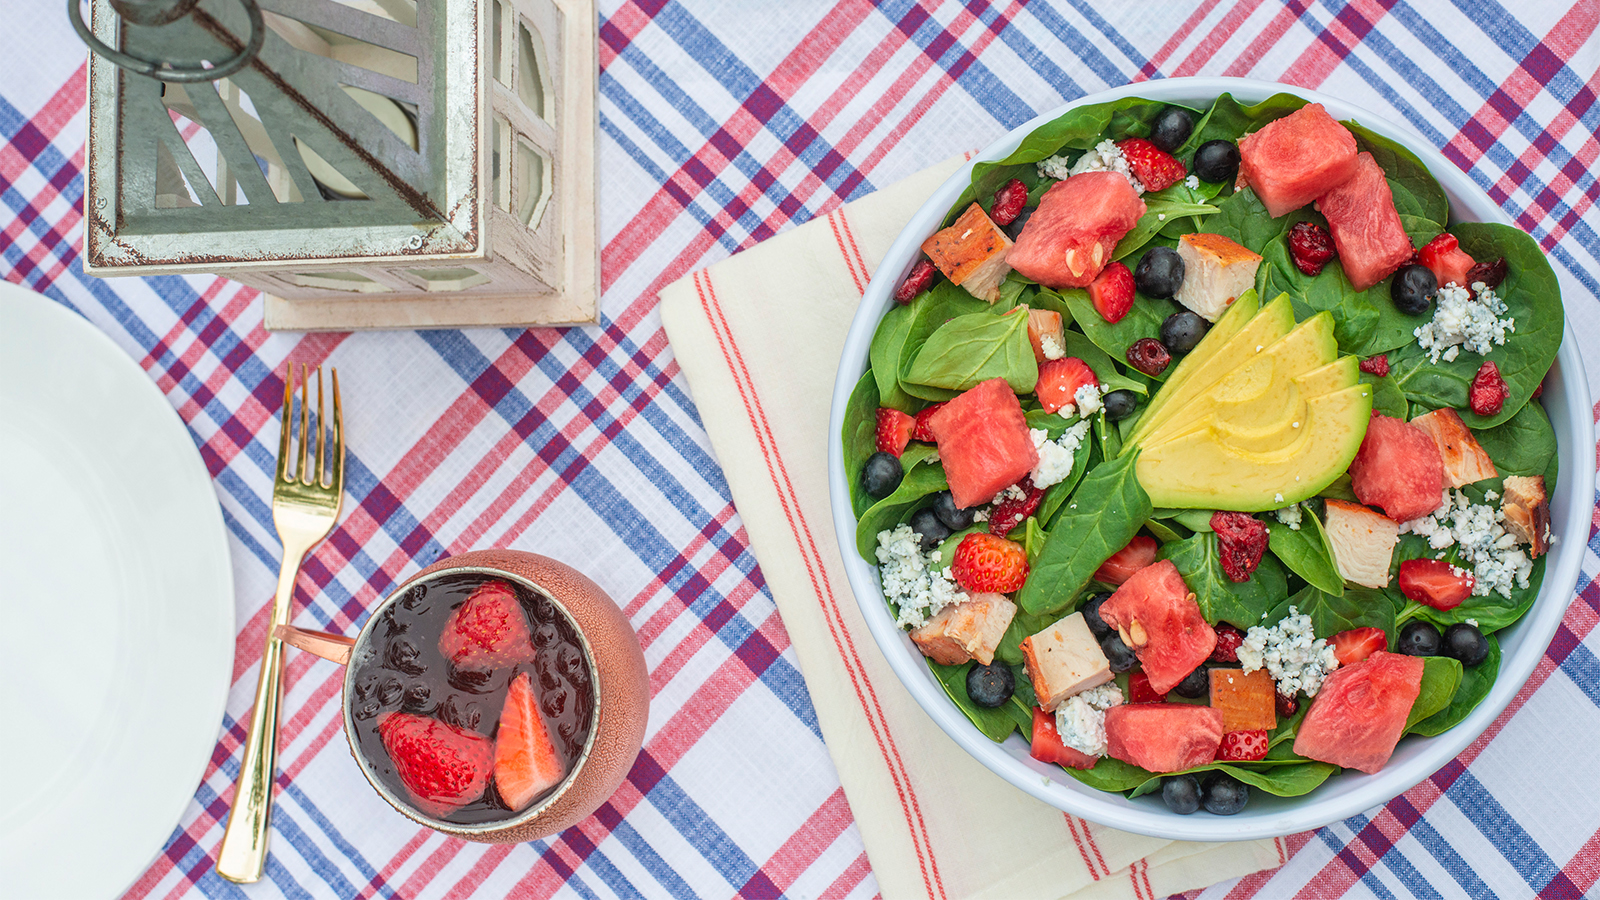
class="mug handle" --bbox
[273,624,356,666]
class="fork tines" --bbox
[278,364,342,488]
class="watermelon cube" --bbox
[1316,152,1414,290]
[1349,413,1444,522]
[1237,104,1359,218]
[1104,703,1225,773]
[1007,172,1146,289]
[1096,560,1217,694]
[1293,651,1424,774]
[924,378,1039,510]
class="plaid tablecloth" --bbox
[3,2,1597,898]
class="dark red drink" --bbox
[348,572,596,825]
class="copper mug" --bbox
[278,549,649,843]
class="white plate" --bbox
[828,76,1594,840]
[0,284,234,898]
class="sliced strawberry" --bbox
[1210,622,1245,663]
[988,477,1044,538]
[875,407,915,456]
[1215,729,1269,762]
[1128,671,1168,704]
[1359,354,1390,377]
[1329,626,1387,666]
[895,259,937,303]
[951,532,1029,593]
[1088,261,1136,324]
[1030,706,1097,769]
[1469,361,1509,417]
[911,402,946,443]
[1417,233,1476,289]
[1212,511,1268,583]
[1093,534,1158,586]
[438,581,534,672]
[1117,138,1187,192]
[378,712,495,819]
[494,672,567,811]
[1035,357,1098,414]
[989,178,1029,227]
[1397,558,1474,610]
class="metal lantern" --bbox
[77,0,598,330]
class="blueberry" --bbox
[1442,623,1490,667]
[1150,107,1195,153]
[861,451,903,498]
[402,681,431,711]
[533,621,560,650]
[908,507,952,551]
[1391,263,1438,316]
[1160,311,1210,354]
[1102,389,1138,422]
[384,637,425,675]
[1134,246,1185,299]
[377,677,404,707]
[966,662,1015,708]
[1100,632,1139,673]
[1004,204,1037,241]
[1193,140,1240,183]
[1201,771,1249,815]
[1080,592,1114,641]
[1172,665,1210,699]
[1162,774,1202,814]
[1398,620,1443,656]
[932,491,975,531]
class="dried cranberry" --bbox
[1211,510,1268,583]
[1287,221,1337,276]
[1359,354,1390,377]
[895,259,937,304]
[1469,361,1510,416]
[1533,375,1547,400]
[1466,256,1508,292]
[1126,338,1172,376]
[989,178,1029,227]
[1211,622,1245,663]
[988,478,1044,538]
[1276,691,1300,718]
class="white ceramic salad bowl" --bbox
[826,76,1593,841]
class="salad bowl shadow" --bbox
[826,76,1594,841]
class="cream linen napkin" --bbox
[659,158,1288,900]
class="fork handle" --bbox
[216,545,306,883]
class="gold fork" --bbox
[217,365,344,884]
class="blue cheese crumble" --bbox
[1074,383,1105,418]
[1039,332,1066,360]
[876,524,966,629]
[1238,607,1339,697]
[1413,282,1514,364]
[1397,489,1535,598]
[1030,420,1092,489]
[1037,140,1145,194]
[1054,682,1126,757]
[1274,503,1303,531]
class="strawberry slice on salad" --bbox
[875,408,915,456]
[1035,357,1098,415]
[1117,138,1188,192]
[1397,558,1474,609]
[1329,627,1388,666]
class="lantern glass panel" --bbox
[517,21,547,121]
[516,138,548,227]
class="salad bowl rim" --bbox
[826,75,1594,841]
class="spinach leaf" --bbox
[843,370,881,517]
[1128,760,1338,799]
[1025,408,1079,440]
[995,607,1055,666]
[1057,288,1181,378]
[1095,411,1122,461]
[1113,198,1220,261]
[1362,368,1409,419]
[1181,93,1308,159]
[1472,399,1557,479]
[1064,331,1148,396]
[1394,553,1544,633]
[1144,518,1185,543]
[1272,585,1396,639]
[904,307,1038,394]
[1159,533,1289,628]
[1319,472,1360,503]
[1060,756,1156,793]
[897,281,992,402]
[929,660,1031,742]
[1019,451,1152,615]
[1258,234,1415,356]
[1267,510,1345,597]
[1386,222,1563,428]
[1412,634,1499,736]
[1023,517,1049,566]
[1346,121,1449,231]
[868,302,917,411]
[1405,656,1463,732]
[1205,188,1289,254]
[853,444,946,560]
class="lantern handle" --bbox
[69,0,265,83]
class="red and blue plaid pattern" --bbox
[2,2,1596,898]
